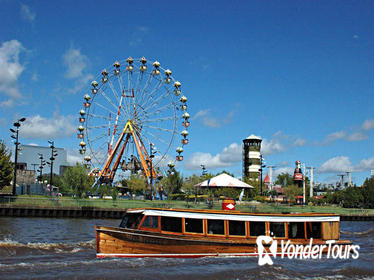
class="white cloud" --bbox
[62,47,92,94]
[129,26,149,47]
[20,4,36,22]
[1,99,15,107]
[318,155,374,174]
[362,119,374,131]
[318,156,352,173]
[184,132,297,170]
[323,131,346,144]
[293,138,306,147]
[68,73,94,94]
[219,143,242,162]
[347,132,367,142]
[63,48,89,79]
[0,40,25,106]
[320,118,374,145]
[67,149,82,165]
[0,117,6,126]
[21,113,76,139]
[193,109,234,128]
[262,138,285,156]
[184,142,241,170]
[153,153,178,171]
[354,157,374,172]
[273,166,294,178]
[27,143,39,146]
[31,73,38,81]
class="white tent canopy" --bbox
[195,173,254,189]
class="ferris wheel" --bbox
[77,57,190,189]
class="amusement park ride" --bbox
[77,57,190,199]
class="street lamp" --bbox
[10,117,26,196]
[37,153,46,183]
[47,140,58,197]
[149,143,157,195]
[260,154,266,196]
[167,162,175,175]
[200,164,207,176]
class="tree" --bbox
[341,187,364,208]
[275,172,294,187]
[39,173,63,188]
[182,174,201,194]
[362,177,374,208]
[161,168,183,194]
[243,177,261,199]
[283,184,302,204]
[0,141,13,191]
[216,170,235,177]
[125,174,147,194]
[60,164,95,197]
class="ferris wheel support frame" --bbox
[91,119,158,191]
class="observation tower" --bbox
[242,134,262,180]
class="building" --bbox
[17,144,68,176]
[242,134,262,180]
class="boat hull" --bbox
[95,226,351,258]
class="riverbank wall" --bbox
[0,205,373,221]
[0,205,125,219]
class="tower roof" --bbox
[245,134,262,141]
[264,173,270,184]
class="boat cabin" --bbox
[119,208,340,241]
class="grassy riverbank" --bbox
[0,195,373,216]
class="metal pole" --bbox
[40,158,43,179]
[49,141,54,198]
[49,159,53,197]
[260,155,263,196]
[12,127,19,196]
[302,163,306,204]
[309,167,314,198]
[149,144,153,187]
[269,166,273,190]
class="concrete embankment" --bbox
[0,205,373,220]
[0,205,125,219]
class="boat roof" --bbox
[126,208,340,222]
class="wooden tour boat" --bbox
[95,207,351,258]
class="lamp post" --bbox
[149,143,156,186]
[200,164,207,176]
[302,163,306,204]
[47,141,58,197]
[148,143,157,199]
[260,154,266,196]
[37,153,46,182]
[10,117,26,196]
[167,162,175,175]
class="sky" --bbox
[0,0,373,185]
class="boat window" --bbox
[288,222,305,239]
[229,220,246,236]
[306,222,322,239]
[249,222,265,236]
[185,218,203,233]
[161,216,182,233]
[207,220,225,235]
[141,216,159,229]
[270,222,286,238]
[119,213,143,229]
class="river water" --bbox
[0,218,373,279]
